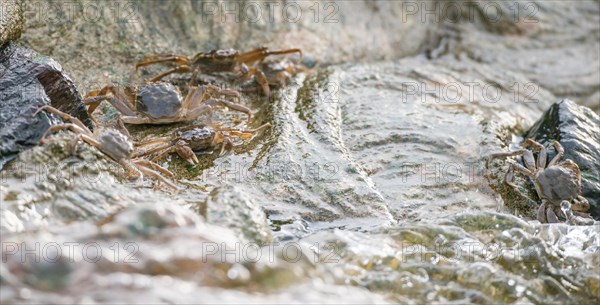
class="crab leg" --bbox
[537,201,548,223]
[189,68,200,87]
[34,105,92,135]
[133,159,175,178]
[133,139,171,158]
[197,98,253,122]
[203,85,241,101]
[83,85,136,117]
[521,150,537,172]
[135,54,190,70]
[148,146,176,163]
[135,162,179,190]
[547,141,564,167]
[224,123,272,139]
[546,204,560,223]
[182,85,202,111]
[37,124,88,146]
[119,160,144,180]
[148,65,193,82]
[523,139,547,169]
[150,143,199,165]
[219,137,234,156]
[236,48,302,64]
[135,137,171,149]
[75,133,105,156]
[505,162,533,188]
[120,116,154,125]
[487,149,525,161]
[237,66,270,96]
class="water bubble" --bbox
[561,201,571,214]
[515,285,526,294]
[508,279,515,286]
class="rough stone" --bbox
[0,44,92,170]
[0,0,23,48]
[526,99,600,219]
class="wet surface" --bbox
[0,44,92,170]
[526,100,600,219]
[2,0,600,304]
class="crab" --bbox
[83,82,250,125]
[34,105,178,189]
[238,58,304,94]
[489,139,593,225]
[135,47,302,96]
[133,123,271,165]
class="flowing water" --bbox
[2,0,600,304]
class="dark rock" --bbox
[526,100,600,219]
[0,44,92,170]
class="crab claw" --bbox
[175,142,198,165]
[546,206,560,223]
[537,201,548,223]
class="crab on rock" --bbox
[134,123,271,165]
[83,82,251,124]
[135,47,302,96]
[34,106,177,189]
[489,139,593,225]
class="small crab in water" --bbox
[34,105,177,189]
[489,139,593,225]
[133,123,271,165]
[83,82,250,124]
[135,47,302,96]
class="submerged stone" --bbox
[526,100,600,219]
[0,44,92,170]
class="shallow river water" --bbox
[1,0,599,304]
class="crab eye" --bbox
[215,49,235,58]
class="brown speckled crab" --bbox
[489,139,593,225]
[135,47,302,96]
[133,123,271,165]
[34,105,178,190]
[83,82,250,124]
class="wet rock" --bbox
[0,0,23,48]
[19,0,438,86]
[0,132,185,233]
[0,44,92,170]
[525,99,600,219]
[333,56,555,222]
[199,184,272,245]
[440,0,600,111]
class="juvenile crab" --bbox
[34,105,178,189]
[238,58,304,95]
[135,47,302,96]
[133,123,271,165]
[83,82,250,124]
[489,139,593,225]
